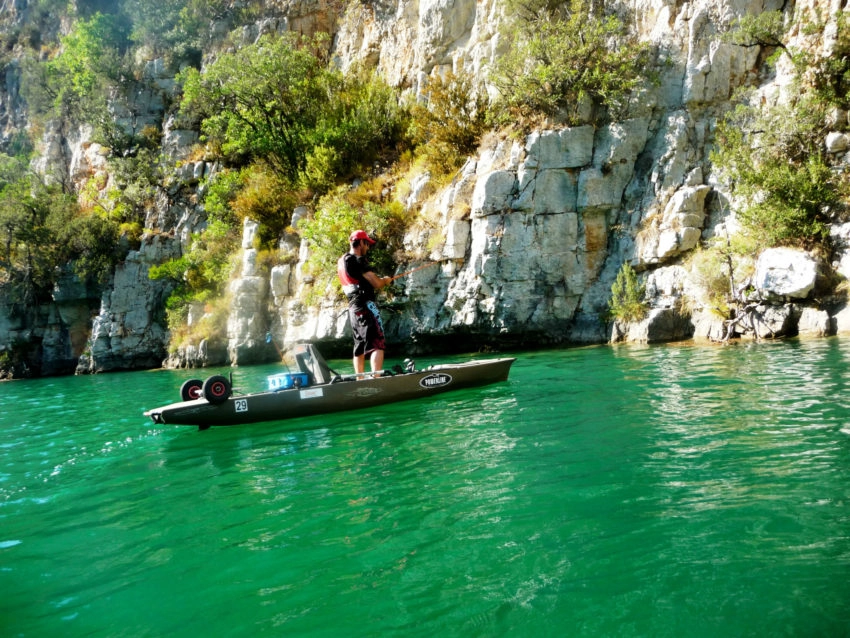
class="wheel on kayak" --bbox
[180,378,204,401]
[203,375,232,404]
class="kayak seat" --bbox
[292,343,336,385]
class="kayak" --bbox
[144,343,516,429]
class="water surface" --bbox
[1,339,849,636]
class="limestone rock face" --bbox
[77,235,180,373]
[1,0,847,375]
[611,308,694,344]
[635,185,711,265]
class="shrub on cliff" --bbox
[0,158,123,309]
[229,165,298,248]
[148,218,238,333]
[724,9,850,111]
[490,0,655,127]
[607,262,647,322]
[22,11,132,146]
[408,69,488,176]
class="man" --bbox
[337,230,392,376]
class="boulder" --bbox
[748,303,799,339]
[611,307,693,343]
[826,132,849,153]
[754,248,818,299]
[797,307,832,337]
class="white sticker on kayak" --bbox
[300,388,324,399]
[420,373,452,389]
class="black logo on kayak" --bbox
[420,373,452,389]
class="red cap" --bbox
[349,230,376,245]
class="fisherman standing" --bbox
[337,230,392,376]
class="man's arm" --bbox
[363,271,391,289]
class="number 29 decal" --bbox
[234,399,248,413]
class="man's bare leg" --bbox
[370,349,384,375]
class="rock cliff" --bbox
[1,0,848,376]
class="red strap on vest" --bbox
[338,255,357,286]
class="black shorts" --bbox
[349,301,386,356]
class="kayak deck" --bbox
[145,346,515,428]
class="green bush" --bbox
[0,160,124,308]
[203,169,242,228]
[149,219,238,331]
[180,33,411,249]
[687,237,757,316]
[300,145,340,196]
[608,262,647,322]
[712,96,842,252]
[408,69,488,176]
[713,9,850,254]
[490,0,655,127]
[306,68,411,190]
[799,11,850,110]
[180,36,409,195]
[179,32,335,182]
[230,164,298,248]
[28,12,130,125]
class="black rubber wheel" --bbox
[203,375,232,404]
[180,378,204,401]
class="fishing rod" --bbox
[389,260,446,282]
[387,248,581,282]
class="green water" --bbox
[1,339,849,637]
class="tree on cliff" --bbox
[178,32,408,194]
[22,11,131,146]
[0,157,121,312]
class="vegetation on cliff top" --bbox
[713,10,850,254]
[491,0,656,128]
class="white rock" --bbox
[525,126,594,169]
[471,170,516,216]
[825,132,849,153]
[270,265,291,301]
[798,308,831,337]
[242,248,258,277]
[291,206,311,228]
[754,248,817,299]
[444,219,470,259]
[577,167,622,212]
[635,185,711,264]
[242,218,259,249]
